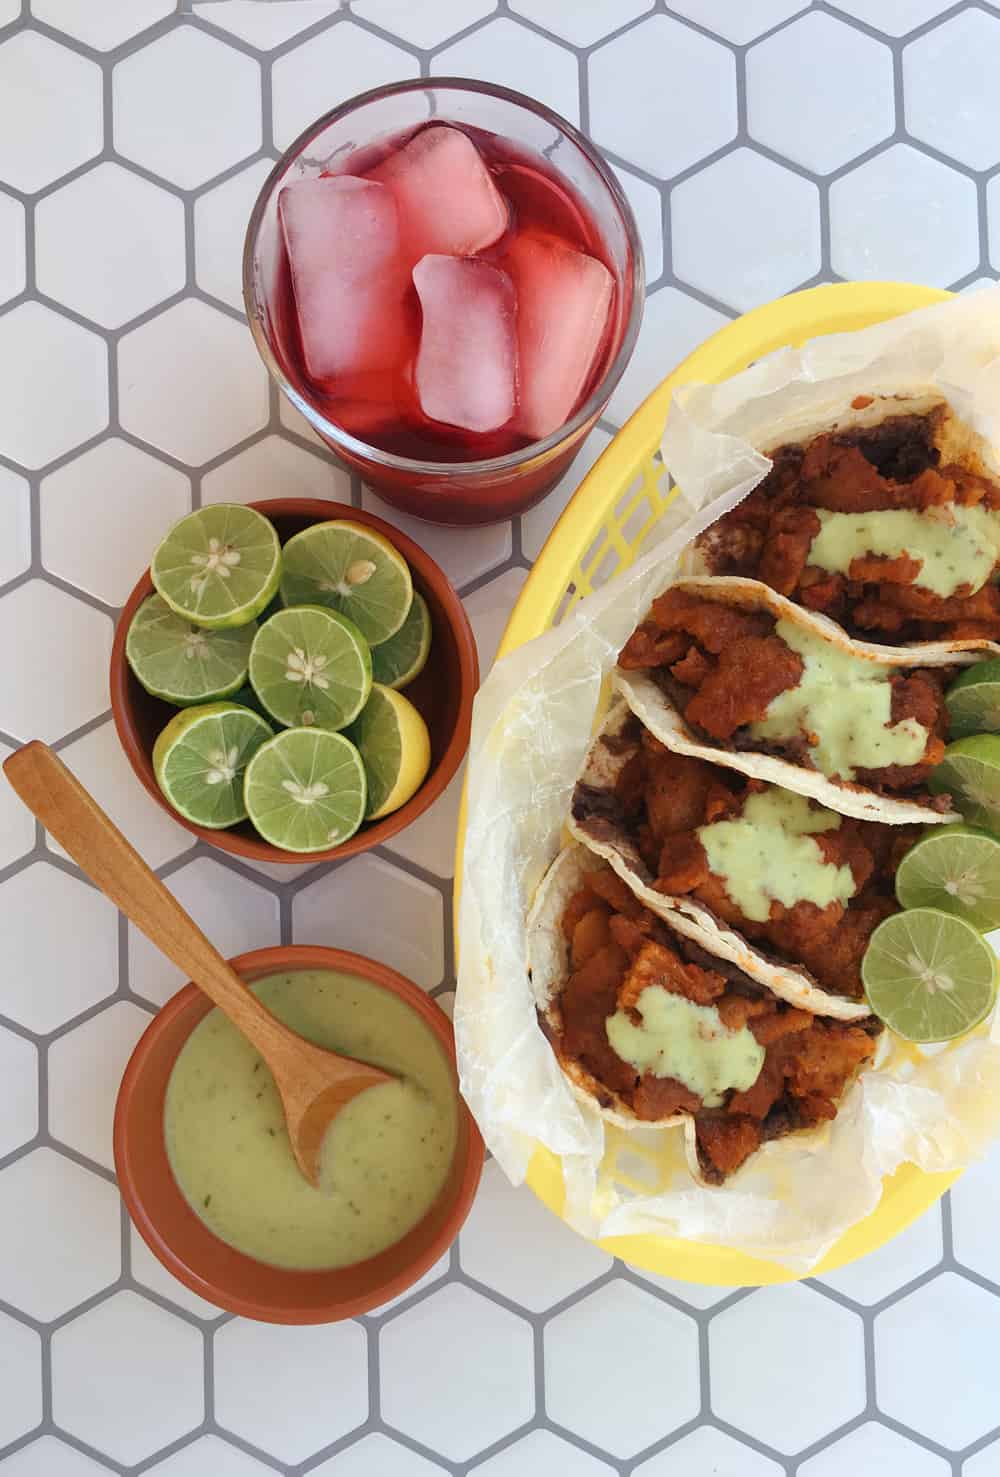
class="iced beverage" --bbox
[245,81,643,525]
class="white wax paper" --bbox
[455,290,1000,1271]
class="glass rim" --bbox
[242,75,645,478]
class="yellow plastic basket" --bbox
[466,281,961,1285]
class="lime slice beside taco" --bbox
[528,843,883,1184]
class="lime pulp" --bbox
[126,594,255,706]
[279,521,413,646]
[248,605,372,732]
[244,728,368,851]
[946,659,1000,738]
[861,906,998,1042]
[929,734,1000,832]
[895,823,1000,932]
[371,592,432,690]
[151,504,281,630]
[152,701,274,828]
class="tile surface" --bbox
[709,1284,866,1453]
[1,4,998,1474]
[380,1285,534,1460]
[35,164,187,331]
[0,32,101,192]
[214,1320,368,1462]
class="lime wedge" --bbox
[125,594,255,707]
[152,701,273,828]
[895,823,1000,931]
[862,907,998,1042]
[929,734,1000,832]
[248,605,371,732]
[244,728,367,851]
[151,504,281,629]
[946,659,1000,738]
[371,592,432,690]
[279,521,413,646]
[348,684,431,819]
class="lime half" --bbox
[279,521,412,646]
[152,504,281,629]
[946,659,1000,738]
[152,701,273,828]
[349,684,431,819]
[862,907,998,1042]
[895,823,1000,932]
[249,605,372,731]
[371,592,432,690]
[244,728,367,851]
[929,734,1000,832]
[126,595,255,706]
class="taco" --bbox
[616,574,996,824]
[686,397,1000,647]
[569,703,919,1017]
[528,842,882,1184]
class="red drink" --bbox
[245,82,643,525]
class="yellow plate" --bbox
[459,280,960,1285]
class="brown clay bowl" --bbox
[114,945,484,1322]
[110,498,479,863]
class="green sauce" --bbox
[698,786,854,923]
[607,986,764,1106]
[808,505,1000,599]
[164,970,458,1271]
[750,618,928,780]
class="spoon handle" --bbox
[3,741,294,1062]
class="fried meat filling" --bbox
[554,864,879,1181]
[694,413,1000,643]
[572,727,918,1000]
[619,588,952,798]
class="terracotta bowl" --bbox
[114,945,484,1322]
[110,498,479,863]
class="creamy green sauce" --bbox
[164,970,458,1271]
[749,618,928,780]
[698,786,855,923]
[607,986,764,1107]
[808,505,1000,599]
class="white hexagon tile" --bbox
[3,3,1000,1475]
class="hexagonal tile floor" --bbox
[2,2,1000,1474]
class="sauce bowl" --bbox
[110,497,479,864]
[114,945,484,1322]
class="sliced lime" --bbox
[125,594,255,707]
[371,591,432,690]
[152,701,273,828]
[279,520,413,646]
[248,605,372,732]
[348,683,431,819]
[929,734,1000,832]
[895,823,1000,932]
[151,504,281,629]
[946,659,1000,738]
[862,907,998,1042]
[244,728,367,851]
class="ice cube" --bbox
[413,254,516,434]
[278,176,407,382]
[371,125,508,261]
[505,232,614,440]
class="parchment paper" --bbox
[455,289,1000,1270]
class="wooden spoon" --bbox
[4,741,393,1188]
